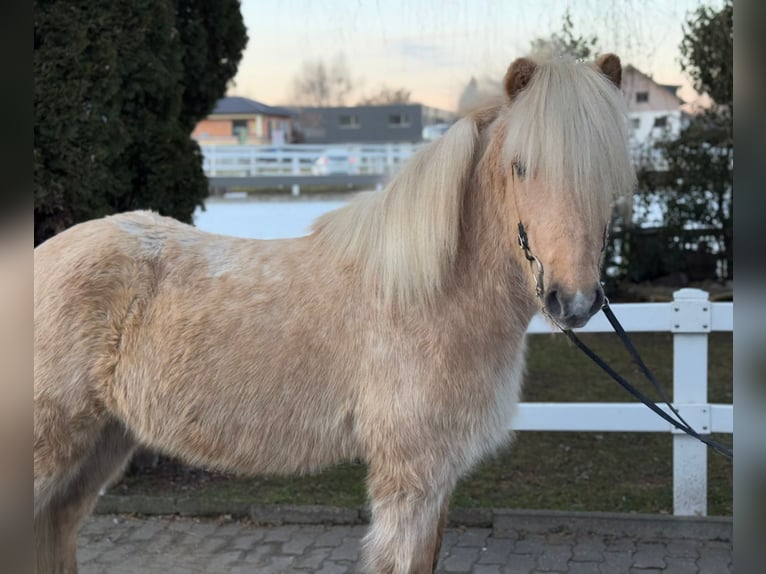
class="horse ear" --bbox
[595,53,622,88]
[504,57,537,101]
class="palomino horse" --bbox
[34,53,635,573]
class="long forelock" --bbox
[502,56,637,220]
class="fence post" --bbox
[671,288,711,516]
[209,146,217,176]
[386,144,394,174]
[249,147,256,176]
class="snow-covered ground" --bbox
[192,194,668,242]
[193,198,350,239]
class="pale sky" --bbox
[227,0,723,112]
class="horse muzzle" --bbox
[543,283,604,329]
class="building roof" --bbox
[212,96,293,117]
[624,65,683,104]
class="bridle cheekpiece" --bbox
[517,222,545,301]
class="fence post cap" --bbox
[673,288,710,301]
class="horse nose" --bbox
[543,283,604,328]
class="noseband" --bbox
[517,221,610,302]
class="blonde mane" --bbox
[313,55,635,309]
[312,116,480,307]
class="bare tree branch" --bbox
[357,87,411,105]
[290,53,355,106]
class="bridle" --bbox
[516,221,733,462]
[517,222,545,300]
[516,220,609,307]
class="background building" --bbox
[290,104,456,144]
[192,96,294,145]
[622,64,689,161]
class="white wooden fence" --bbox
[518,288,733,516]
[200,143,422,177]
[199,138,691,178]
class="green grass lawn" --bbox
[114,332,733,516]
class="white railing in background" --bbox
[519,288,733,517]
[200,143,423,177]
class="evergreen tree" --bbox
[679,0,733,110]
[34,0,247,246]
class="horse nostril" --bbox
[545,285,602,327]
[544,288,562,318]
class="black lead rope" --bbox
[517,222,733,462]
[600,303,692,431]
[560,314,733,461]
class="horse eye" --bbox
[512,160,526,180]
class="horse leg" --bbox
[34,420,136,574]
[362,462,456,574]
[431,495,451,572]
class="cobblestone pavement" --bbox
[78,514,733,573]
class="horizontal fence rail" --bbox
[200,143,423,178]
[199,138,678,179]
[517,288,732,517]
[513,403,733,434]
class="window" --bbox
[630,118,640,130]
[232,119,249,143]
[232,119,248,134]
[636,91,649,103]
[653,116,668,128]
[339,114,360,129]
[388,113,410,127]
